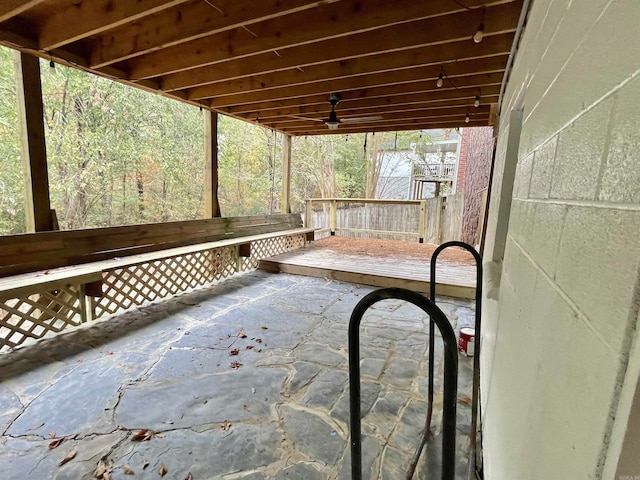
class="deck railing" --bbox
[0,214,310,352]
[413,162,456,179]
[305,198,427,242]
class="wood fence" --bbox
[305,195,464,244]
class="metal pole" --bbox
[424,241,483,479]
[349,288,458,480]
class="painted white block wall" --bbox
[481,0,640,478]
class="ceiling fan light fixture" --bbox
[325,95,341,130]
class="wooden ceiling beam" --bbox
[89,0,335,68]
[201,57,507,106]
[188,53,508,100]
[226,84,503,116]
[126,0,519,80]
[0,0,45,23]
[261,103,496,126]
[38,0,192,51]
[240,91,501,121]
[283,119,491,136]
[161,27,514,92]
[267,106,491,129]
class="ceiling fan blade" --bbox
[288,114,324,122]
[341,115,383,123]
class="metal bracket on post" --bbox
[349,288,458,480]
[423,241,483,480]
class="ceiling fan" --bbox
[290,93,382,130]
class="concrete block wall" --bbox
[481,0,640,479]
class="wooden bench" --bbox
[0,215,314,350]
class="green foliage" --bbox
[0,48,25,234]
[0,45,440,234]
[40,59,206,229]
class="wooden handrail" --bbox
[0,214,303,278]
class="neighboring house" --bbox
[376,128,462,199]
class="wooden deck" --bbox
[259,241,477,299]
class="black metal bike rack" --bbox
[423,241,483,479]
[348,288,459,480]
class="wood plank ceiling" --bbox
[0,0,524,136]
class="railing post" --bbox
[330,199,337,236]
[78,284,88,323]
[418,200,426,243]
[305,199,312,229]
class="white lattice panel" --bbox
[0,285,85,351]
[241,234,306,270]
[92,246,237,319]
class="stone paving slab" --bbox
[0,270,474,479]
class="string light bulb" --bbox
[465,113,471,123]
[436,72,444,88]
[473,22,484,43]
[474,95,480,107]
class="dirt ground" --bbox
[308,236,477,265]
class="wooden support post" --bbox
[281,134,292,214]
[418,200,426,243]
[305,199,312,229]
[434,181,441,198]
[234,245,243,273]
[204,110,221,218]
[78,284,88,323]
[14,51,53,232]
[329,199,337,235]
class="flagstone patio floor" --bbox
[0,270,474,480]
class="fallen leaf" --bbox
[260,325,268,330]
[185,473,193,480]
[255,338,262,343]
[229,348,240,356]
[94,456,113,478]
[355,284,361,289]
[143,460,150,470]
[106,351,114,355]
[230,361,242,369]
[49,431,56,438]
[458,396,472,405]
[158,464,167,477]
[58,449,77,466]
[184,331,190,335]
[238,330,247,338]
[245,345,254,350]
[221,420,232,431]
[123,464,135,475]
[131,429,153,442]
[153,432,166,439]
[49,437,65,449]
[243,404,250,411]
